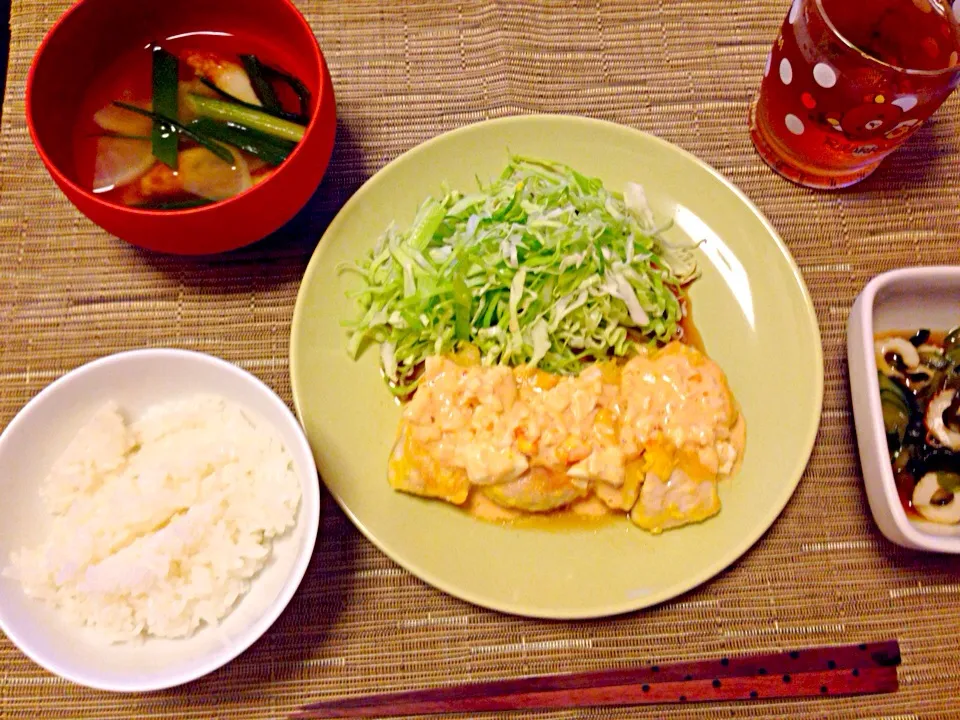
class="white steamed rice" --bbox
[4,394,301,643]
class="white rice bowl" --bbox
[0,349,320,691]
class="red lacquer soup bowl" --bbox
[26,0,336,255]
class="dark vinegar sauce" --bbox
[876,328,950,520]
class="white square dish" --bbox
[848,266,960,553]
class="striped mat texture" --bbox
[1,0,958,717]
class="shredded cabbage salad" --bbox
[340,156,700,395]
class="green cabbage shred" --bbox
[339,156,699,394]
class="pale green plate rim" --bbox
[290,114,824,619]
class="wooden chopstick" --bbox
[290,640,900,718]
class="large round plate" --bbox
[290,115,823,619]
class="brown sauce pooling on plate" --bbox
[678,295,705,355]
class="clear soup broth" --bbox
[73,30,312,210]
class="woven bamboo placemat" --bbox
[1,0,958,717]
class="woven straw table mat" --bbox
[2,0,959,717]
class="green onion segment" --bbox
[150,46,180,168]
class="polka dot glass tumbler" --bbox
[750,0,960,188]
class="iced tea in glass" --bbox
[750,0,960,188]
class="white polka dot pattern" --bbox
[785,114,805,135]
[789,0,801,23]
[780,58,793,85]
[892,95,918,112]
[813,63,837,89]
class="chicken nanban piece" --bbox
[387,342,745,533]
